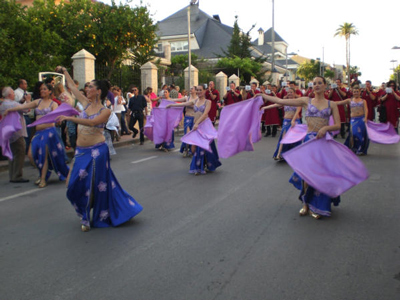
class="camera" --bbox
[245,85,251,91]
[331,83,338,89]
[285,87,289,92]
[360,84,366,89]
[386,87,393,94]
[204,83,208,89]
[308,82,313,88]
[266,89,271,94]
[281,81,287,87]
[226,86,230,91]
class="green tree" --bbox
[217,16,264,83]
[296,59,321,82]
[324,69,335,81]
[334,22,358,85]
[27,0,158,79]
[390,65,400,84]
[0,0,64,88]
[169,53,199,75]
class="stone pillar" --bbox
[184,65,198,91]
[228,74,239,88]
[164,44,171,63]
[140,61,158,95]
[71,49,96,89]
[215,72,227,100]
[250,77,259,87]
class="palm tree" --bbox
[334,22,358,85]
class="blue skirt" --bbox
[180,116,195,153]
[67,142,143,228]
[273,118,301,159]
[289,132,340,217]
[344,116,369,155]
[31,127,69,181]
[189,141,221,174]
[155,131,175,150]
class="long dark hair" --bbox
[92,79,109,100]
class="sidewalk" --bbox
[0,133,141,173]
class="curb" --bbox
[0,135,137,173]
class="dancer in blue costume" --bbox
[56,66,142,232]
[179,86,198,157]
[336,85,369,155]
[260,76,341,219]
[5,83,69,188]
[167,84,221,175]
[261,87,302,161]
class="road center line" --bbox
[0,188,42,203]
[131,156,158,164]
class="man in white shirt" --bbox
[14,79,32,152]
[0,87,29,183]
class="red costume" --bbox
[380,91,400,127]
[328,88,347,123]
[361,90,377,121]
[205,88,220,123]
[223,89,241,106]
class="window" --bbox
[171,41,188,52]
[156,43,163,53]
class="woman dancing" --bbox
[336,85,369,155]
[167,84,221,175]
[260,76,341,219]
[5,83,69,188]
[179,86,198,157]
[55,67,142,232]
[262,87,302,160]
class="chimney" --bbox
[258,28,264,46]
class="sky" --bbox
[101,0,400,86]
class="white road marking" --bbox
[172,149,180,152]
[131,156,158,164]
[0,188,42,203]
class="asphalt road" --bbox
[0,135,399,300]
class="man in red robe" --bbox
[245,82,261,99]
[328,79,348,138]
[222,82,241,106]
[205,81,220,124]
[361,80,377,121]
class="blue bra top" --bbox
[284,106,297,112]
[350,100,364,108]
[305,98,331,120]
[79,104,106,128]
[35,100,53,116]
[193,100,206,113]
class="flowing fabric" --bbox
[181,118,217,153]
[273,119,301,158]
[366,121,400,144]
[143,115,154,141]
[344,116,369,155]
[152,100,183,145]
[217,96,263,158]
[0,112,22,159]
[28,103,79,127]
[31,127,69,181]
[67,142,143,228]
[280,124,307,144]
[282,133,369,198]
